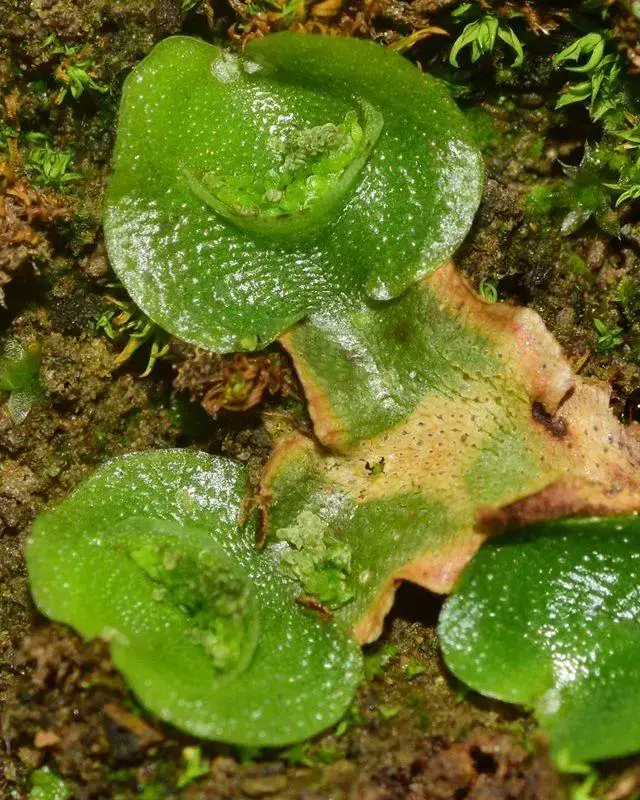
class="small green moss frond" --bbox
[95,286,169,377]
[24,133,82,191]
[449,6,524,69]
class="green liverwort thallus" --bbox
[104,33,482,352]
[440,516,640,764]
[27,451,362,746]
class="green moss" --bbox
[176,746,209,789]
[464,107,500,154]
[618,276,640,323]
[593,318,624,353]
[524,136,544,160]
[449,8,524,69]
[24,132,82,190]
[524,184,558,219]
[524,148,618,236]
[565,253,589,278]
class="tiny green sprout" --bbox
[610,181,640,206]
[334,702,363,737]
[553,32,607,74]
[24,133,82,191]
[54,63,109,104]
[454,682,470,704]
[95,289,169,377]
[43,34,83,57]
[363,642,399,680]
[605,155,640,206]
[449,13,524,68]
[570,773,598,800]
[235,745,264,763]
[182,0,199,10]
[554,748,593,777]
[388,26,449,55]
[104,33,482,352]
[27,451,362,746]
[176,746,210,789]
[478,277,498,303]
[617,126,640,149]
[29,767,70,800]
[137,781,167,800]
[245,0,303,24]
[0,339,43,424]
[593,318,624,353]
[451,2,473,17]
[314,746,342,764]
[555,750,599,800]
[280,742,314,766]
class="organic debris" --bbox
[0,165,68,304]
[174,349,294,416]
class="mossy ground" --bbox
[1,1,640,797]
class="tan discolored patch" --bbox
[266,262,640,644]
[351,576,398,644]
[276,351,640,517]
[317,394,538,507]
[280,329,346,451]
[427,263,574,414]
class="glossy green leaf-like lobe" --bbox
[27,450,362,746]
[104,34,482,352]
[439,516,640,763]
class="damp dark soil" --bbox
[1,1,640,797]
